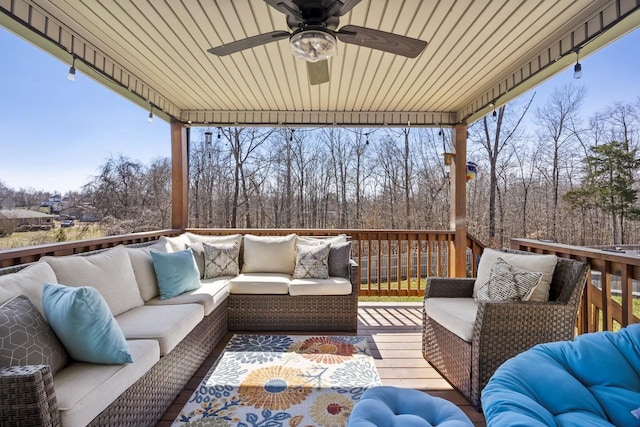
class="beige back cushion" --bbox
[0,262,58,315]
[185,232,243,245]
[42,245,144,316]
[158,234,191,252]
[127,241,168,301]
[241,234,297,274]
[473,248,558,302]
[296,234,348,246]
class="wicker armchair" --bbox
[422,249,590,410]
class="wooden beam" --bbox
[171,120,188,230]
[449,124,468,277]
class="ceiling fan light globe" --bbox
[290,30,337,62]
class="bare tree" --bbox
[535,84,585,239]
[469,96,533,243]
[324,128,351,228]
[512,139,541,237]
[222,127,272,228]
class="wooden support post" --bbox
[449,124,468,277]
[171,120,188,230]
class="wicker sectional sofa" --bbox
[0,232,358,426]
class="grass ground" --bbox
[0,223,104,249]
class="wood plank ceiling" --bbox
[1,0,639,127]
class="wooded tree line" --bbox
[3,84,638,248]
[182,84,640,247]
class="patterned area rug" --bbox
[173,334,381,427]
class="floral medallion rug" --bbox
[172,334,381,427]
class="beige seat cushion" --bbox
[54,339,159,427]
[0,262,57,315]
[115,304,203,355]
[474,249,557,302]
[241,234,296,274]
[289,277,352,296]
[228,273,291,294]
[424,297,478,342]
[42,245,144,316]
[145,277,230,315]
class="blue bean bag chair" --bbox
[481,324,640,426]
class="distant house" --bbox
[0,209,56,230]
[48,195,63,214]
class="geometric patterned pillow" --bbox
[293,243,330,279]
[0,295,68,375]
[203,242,240,279]
[475,257,543,303]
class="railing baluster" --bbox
[387,233,392,295]
[357,234,364,295]
[406,233,412,296]
[427,234,433,277]
[601,262,612,331]
[417,234,422,292]
[436,234,443,277]
[377,235,382,295]
[367,232,373,295]
[622,264,633,327]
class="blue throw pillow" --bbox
[42,283,133,364]
[150,248,201,300]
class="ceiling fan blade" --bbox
[307,60,330,85]
[208,31,290,56]
[336,25,427,58]
[263,0,303,20]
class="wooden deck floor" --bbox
[157,302,486,426]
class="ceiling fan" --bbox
[207,0,427,85]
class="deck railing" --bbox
[0,228,483,296]
[4,229,637,334]
[0,229,180,267]
[511,238,640,334]
[348,230,484,296]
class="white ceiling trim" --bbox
[181,110,459,128]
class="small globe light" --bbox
[573,62,582,79]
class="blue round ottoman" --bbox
[348,386,473,427]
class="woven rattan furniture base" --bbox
[0,365,59,426]
[229,293,357,332]
[422,250,590,410]
[88,300,228,426]
[228,263,358,332]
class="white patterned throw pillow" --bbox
[203,242,240,278]
[475,257,543,302]
[293,243,330,279]
[473,248,557,302]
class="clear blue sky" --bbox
[0,26,639,194]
